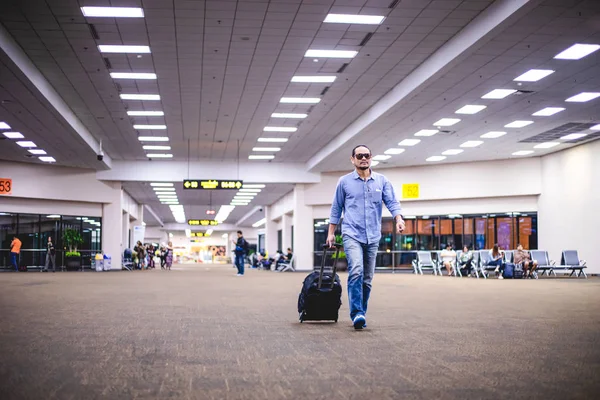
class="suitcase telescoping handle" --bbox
[319,243,342,289]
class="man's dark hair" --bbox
[351,144,371,157]
[237,230,243,235]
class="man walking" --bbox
[42,236,56,272]
[10,235,22,271]
[326,145,405,330]
[232,231,248,276]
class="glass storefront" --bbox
[0,212,102,270]
[313,212,538,271]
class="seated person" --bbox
[440,244,456,276]
[458,245,474,276]
[513,244,537,278]
[488,244,505,279]
[284,248,293,262]
[276,248,294,271]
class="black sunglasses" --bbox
[354,153,371,160]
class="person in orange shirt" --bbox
[10,236,22,271]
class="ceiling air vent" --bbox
[388,0,400,9]
[515,90,534,95]
[320,86,330,96]
[337,63,349,73]
[359,32,374,46]
[114,82,122,92]
[103,57,112,69]
[88,24,100,40]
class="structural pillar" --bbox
[282,213,292,252]
[264,206,278,259]
[101,182,123,270]
[292,184,314,271]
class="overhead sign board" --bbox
[190,232,211,237]
[402,183,419,199]
[0,178,12,195]
[183,179,243,190]
[188,219,219,226]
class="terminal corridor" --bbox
[0,267,598,399]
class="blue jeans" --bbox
[343,236,378,321]
[10,252,18,270]
[488,258,504,272]
[235,253,245,275]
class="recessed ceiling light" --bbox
[370,161,380,166]
[455,105,486,114]
[505,120,534,128]
[560,133,587,140]
[81,6,144,17]
[512,150,534,156]
[291,76,337,83]
[480,131,507,139]
[323,14,385,24]
[398,139,421,146]
[252,147,281,152]
[146,153,173,158]
[414,129,438,137]
[384,148,405,155]
[554,43,600,60]
[39,156,56,162]
[304,50,358,58]
[28,149,47,155]
[156,194,177,198]
[372,155,391,161]
[143,145,171,150]
[239,188,261,192]
[243,184,266,188]
[460,141,484,148]
[127,111,164,116]
[433,118,460,126]
[16,141,36,147]
[138,136,169,141]
[280,97,321,104]
[442,149,464,155]
[271,113,307,118]
[590,124,600,130]
[153,187,176,191]
[258,137,288,142]
[481,89,516,99]
[533,142,560,149]
[120,94,160,101]
[514,69,554,82]
[2,131,24,139]
[110,72,156,80]
[263,127,297,132]
[134,124,166,130]
[532,107,565,116]
[98,45,151,54]
[565,92,600,102]
[249,155,275,160]
[0,122,11,129]
[150,183,173,187]
[426,156,446,162]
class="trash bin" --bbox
[94,253,103,272]
[103,254,112,271]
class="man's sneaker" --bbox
[352,314,366,330]
[498,275,504,280]
[236,273,242,276]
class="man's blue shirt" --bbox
[329,170,402,245]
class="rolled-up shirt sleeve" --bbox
[382,177,402,218]
[329,178,345,225]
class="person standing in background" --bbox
[10,235,22,272]
[42,236,56,273]
[165,241,174,270]
[231,231,248,276]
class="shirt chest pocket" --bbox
[369,190,382,203]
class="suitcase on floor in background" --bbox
[298,244,343,323]
[503,263,515,279]
[513,263,524,279]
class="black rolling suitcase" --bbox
[298,244,343,323]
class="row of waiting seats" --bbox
[412,249,587,279]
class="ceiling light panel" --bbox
[384,148,405,155]
[16,141,36,147]
[3,131,24,139]
[532,107,565,116]
[0,122,11,129]
[481,89,516,99]
[323,14,385,24]
[291,76,336,83]
[271,113,307,119]
[81,7,144,17]
[252,147,281,152]
[258,137,288,142]
[505,120,533,128]
[426,156,446,162]
[98,45,150,53]
[120,94,160,100]
[590,124,600,130]
[512,151,534,156]
[455,105,486,114]
[442,149,464,155]
[280,97,320,104]
[304,50,358,58]
[460,141,483,148]
[414,129,438,137]
[134,125,166,130]
[143,145,171,150]
[370,161,380,166]
[433,118,460,126]
[249,155,275,160]
[398,139,421,146]
[243,184,266,188]
[372,155,391,161]
[560,133,587,140]
[513,69,554,82]
[533,142,560,149]
[263,127,297,132]
[138,136,169,141]
[39,156,56,162]
[150,183,173,187]
[28,149,47,155]
[146,153,173,158]
[554,43,600,60]
[110,72,156,79]
[480,131,506,139]
[565,92,600,102]
[127,111,164,116]
[239,188,261,192]
[153,187,175,191]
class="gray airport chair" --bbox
[529,250,555,277]
[412,251,440,275]
[504,250,514,264]
[553,250,587,278]
[279,255,295,272]
[479,250,496,279]
[472,251,481,278]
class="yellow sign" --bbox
[183,179,243,190]
[190,232,211,237]
[188,219,219,226]
[402,183,419,199]
[0,178,12,195]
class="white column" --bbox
[122,211,129,249]
[264,206,278,259]
[101,182,123,269]
[292,184,314,271]
[282,212,292,252]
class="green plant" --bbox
[66,251,81,257]
[331,234,346,259]
[63,228,84,255]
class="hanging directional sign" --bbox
[190,232,211,237]
[183,179,243,190]
[188,219,219,226]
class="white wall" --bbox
[0,197,101,216]
[538,140,600,274]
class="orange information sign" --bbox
[0,178,12,195]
